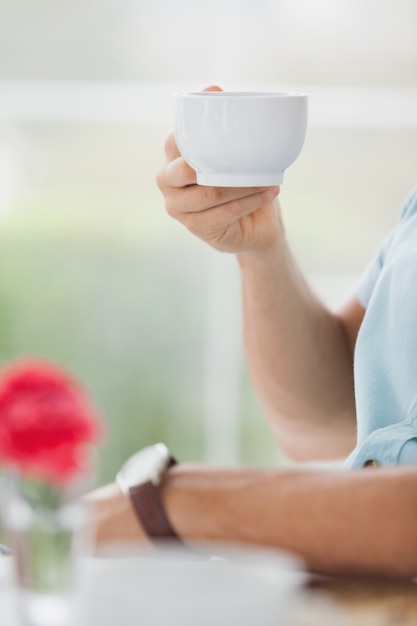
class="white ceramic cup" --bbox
[174,91,308,187]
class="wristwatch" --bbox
[116,443,181,542]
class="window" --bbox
[0,1,416,480]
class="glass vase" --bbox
[2,471,90,626]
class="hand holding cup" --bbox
[157,86,307,254]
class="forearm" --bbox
[237,210,356,460]
[163,463,417,579]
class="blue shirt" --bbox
[344,186,417,469]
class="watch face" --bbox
[116,443,170,496]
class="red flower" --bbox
[0,359,102,483]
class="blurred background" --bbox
[0,0,416,484]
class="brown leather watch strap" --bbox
[128,457,181,541]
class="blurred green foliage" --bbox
[0,121,416,485]
[0,237,282,484]
[0,122,285,484]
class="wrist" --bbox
[236,207,287,268]
[160,463,222,543]
[236,237,289,278]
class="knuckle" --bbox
[226,197,244,216]
[201,185,223,205]
[178,158,195,183]
[265,188,277,200]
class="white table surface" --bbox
[0,544,305,626]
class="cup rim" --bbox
[175,91,308,99]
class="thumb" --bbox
[203,85,223,92]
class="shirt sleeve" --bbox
[400,185,417,220]
[356,230,396,308]
[356,186,417,308]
